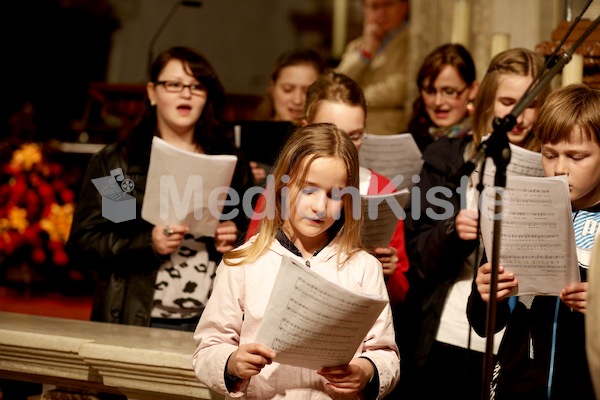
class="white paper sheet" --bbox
[482,143,545,177]
[254,256,388,370]
[141,137,238,237]
[471,143,545,211]
[361,189,410,248]
[358,133,423,190]
[479,174,579,296]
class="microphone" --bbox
[146,0,203,77]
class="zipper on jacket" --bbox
[305,259,311,268]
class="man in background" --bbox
[337,0,410,135]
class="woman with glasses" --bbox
[398,48,550,399]
[67,47,253,331]
[407,43,478,152]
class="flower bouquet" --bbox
[0,143,76,287]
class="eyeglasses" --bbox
[421,86,468,100]
[155,80,206,96]
[348,131,365,142]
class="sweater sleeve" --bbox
[336,31,409,110]
[404,161,478,284]
[193,261,247,396]
[356,253,401,398]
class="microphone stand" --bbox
[479,11,600,400]
[146,0,203,77]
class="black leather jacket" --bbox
[66,140,252,326]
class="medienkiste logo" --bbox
[91,168,136,223]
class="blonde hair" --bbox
[536,84,600,146]
[224,123,362,266]
[471,48,549,154]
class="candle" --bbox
[491,33,510,58]
[562,53,584,87]
[332,0,348,59]
[451,0,471,47]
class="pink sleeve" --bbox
[386,219,409,305]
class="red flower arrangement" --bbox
[0,143,75,268]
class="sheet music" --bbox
[471,143,545,211]
[479,174,579,296]
[361,189,410,248]
[141,137,238,237]
[358,133,423,190]
[254,256,388,370]
[483,143,545,177]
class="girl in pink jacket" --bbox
[193,123,399,399]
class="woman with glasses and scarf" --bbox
[67,47,252,331]
[407,43,479,153]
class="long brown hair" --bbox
[471,48,549,153]
[224,123,362,266]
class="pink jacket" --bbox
[192,237,400,399]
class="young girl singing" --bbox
[192,123,399,399]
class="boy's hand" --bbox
[318,357,373,395]
[372,246,398,277]
[476,262,517,302]
[227,343,276,380]
[560,282,587,313]
[455,209,479,241]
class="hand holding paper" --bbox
[141,137,238,237]
[254,256,387,370]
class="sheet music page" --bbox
[141,136,238,237]
[254,256,388,370]
[470,144,545,211]
[361,189,410,248]
[358,133,423,190]
[479,174,579,296]
[483,143,545,177]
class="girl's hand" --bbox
[373,247,398,277]
[455,209,479,241]
[227,343,276,380]
[152,224,189,255]
[318,357,374,395]
[215,221,238,253]
[560,282,587,314]
[475,262,517,303]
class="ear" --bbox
[147,81,157,106]
[468,80,480,102]
[300,119,308,127]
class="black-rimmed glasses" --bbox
[421,85,469,100]
[155,80,206,95]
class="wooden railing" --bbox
[0,312,222,399]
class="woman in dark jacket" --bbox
[67,47,252,331]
